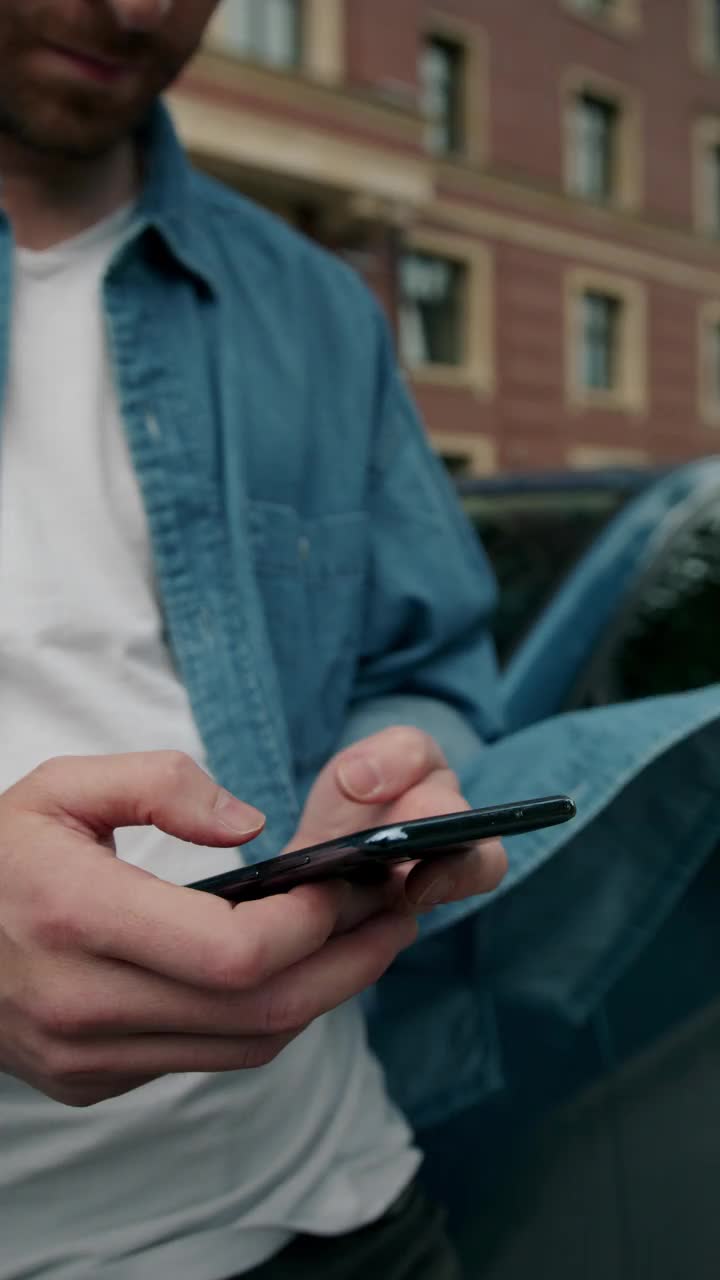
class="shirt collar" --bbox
[133,100,218,296]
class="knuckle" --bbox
[386,725,437,769]
[234,1034,294,1070]
[367,919,417,978]
[285,886,336,950]
[29,991,87,1040]
[28,756,71,792]
[443,769,460,792]
[158,750,197,791]
[205,935,268,992]
[41,1042,90,1089]
[258,988,308,1036]
[53,1006,91,1040]
[366,941,405,986]
[26,972,109,1041]
[31,901,85,953]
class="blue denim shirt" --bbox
[2,106,718,1131]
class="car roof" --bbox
[454,465,670,499]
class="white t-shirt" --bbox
[0,206,418,1280]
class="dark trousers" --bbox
[229,1181,463,1280]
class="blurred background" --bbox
[169,0,720,478]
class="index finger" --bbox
[70,856,350,990]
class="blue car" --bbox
[443,458,720,1278]
[457,457,720,732]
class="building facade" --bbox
[170,0,720,473]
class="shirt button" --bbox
[298,536,311,561]
[145,411,161,440]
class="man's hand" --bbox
[290,726,508,909]
[0,753,417,1107]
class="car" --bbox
[457,457,720,732]
[437,457,720,1278]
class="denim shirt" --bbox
[2,106,718,1131]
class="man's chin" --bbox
[0,99,147,161]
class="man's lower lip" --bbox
[42,45,131,85]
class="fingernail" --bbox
[337,755,384,800]
[214,791,265,835]
[416,876,455,907]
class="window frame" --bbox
[691,0,720,70]
[693,118,720,236]
[561,0,641,35]
[398,251,467,368]
[562,69,643,212]
[398,229,495,394]
[435,433,497,476]
[207,0,345,82]
[565,267,648,414]
[580,290,622,389]
[698,300,720,427]
[421,35,466,157]
[571,93,619,202]
[421,13,488,166]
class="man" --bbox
[0,3,507,1277]
[2,4,720,1280]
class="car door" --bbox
[458,478,638,664]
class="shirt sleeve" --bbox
[345,317,504,753]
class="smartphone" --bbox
[186,794,576,904]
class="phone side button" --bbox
[230,868,260,886]
[279,854,312,871]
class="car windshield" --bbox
[460,486,631,663]
[568,491,720,707]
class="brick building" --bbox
[170,0,720,473]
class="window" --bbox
[711,0,720,56]
[564,0,640,32]
[580,292,620,391]
[563,72,641,210]
[707,322,720,402]
[703,142,720,233]
[565,269,647,412]
[397,232,494,391]
[573,0,614,14]
[570,93,618,201]
[421,37,465,155]
[567,496,720,706]
[692,120,720,234]
[698,302,720,426]
[399,252,465,366]
[695,0,720,65]
[214,0,301,69]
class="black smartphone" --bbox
[187,795,576,904]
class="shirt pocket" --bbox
[248,502,367,772]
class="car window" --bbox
[460,489,629,663]
[568,493,720,707]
